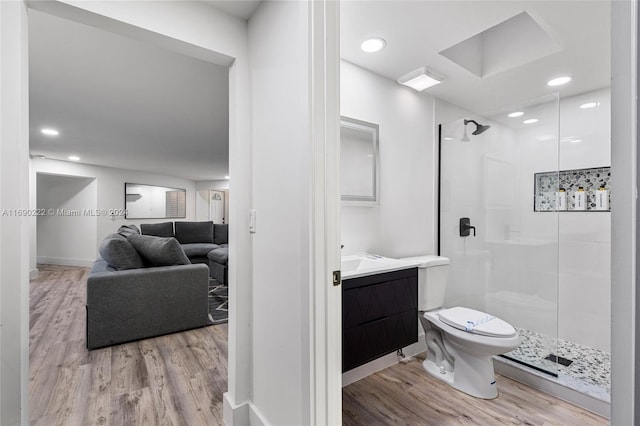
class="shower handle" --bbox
[459,218,476,237]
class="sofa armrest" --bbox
[86,263,209,349]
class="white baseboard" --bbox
[37,256,93,267]
[342,333,427,387]
[248,403,270,426]
[494,357,610,419]
[29,268,39,280]
[223,392,272,426]
[223,392,250,426]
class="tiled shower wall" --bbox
[534,167,611,211]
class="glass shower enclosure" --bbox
[438,94,560,376]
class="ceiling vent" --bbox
[439,12,561,78]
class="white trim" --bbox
[309,1,341,424]
[611,0,638,423]
[29,268,39,280]
[0,1,30,423]
[36,257,94,268]
[223,393,250,426]
[248,403,271,426]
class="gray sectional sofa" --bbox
[140,221,229,284]
[86,221,228,350]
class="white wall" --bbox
[30,158,197,270]
[36,174,97,266]
[248,2,313,423]
[610,2,637,422]
[0,1,29,424]
[340,61,436,258]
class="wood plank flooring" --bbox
[342,355,609,426]
[29,265,227,426]
[31,265,608,425]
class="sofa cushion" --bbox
[99,233,144,270]
[175,221,214,244]
[213,224,228,245]
[207,247,229,265]
[127,234,190,267]
[140,222,174,238]
[90,258,118,274]
[181,243,220,258]
[117,224,141,238]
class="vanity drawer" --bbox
[342,267,418,372]
[342,309,418,372]
[342,268,417,329]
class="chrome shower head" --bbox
[464,119,491,136]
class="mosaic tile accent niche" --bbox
[534,166,611,212]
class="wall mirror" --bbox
[340,116,379,203]
[125,183,186,219]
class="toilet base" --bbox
[423,355,498,399]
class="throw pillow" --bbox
[140,221,174,238]
[127,234,191,267]
[99,233,144,270]
[117,224,140,238]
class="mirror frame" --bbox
[340,116,379,203]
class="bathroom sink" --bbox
[341,254,419,279]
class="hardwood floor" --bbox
[343,355,609,426]
[31,265,607,425]
[29,265,227,425]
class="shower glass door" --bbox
[438,94,560,376]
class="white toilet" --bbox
[400,255,521,399]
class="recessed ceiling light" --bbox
[580,102,599,109]
[397,67,444,92]
[224,175,230,180]
[569,139,583,144]
[508,111,524,118]
[443,137,454,141]
[547,76,571,87]
[523,119,539,124]
[360,37,386,53]
[68,155,80,161]
[41,128,59,136]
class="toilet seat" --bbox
[438,307,516,338]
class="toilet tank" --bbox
[400,255,450,311]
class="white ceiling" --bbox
[30,1,610,181]
[201,0,262,20]
[341,0,610,116]
[29,8,230,181]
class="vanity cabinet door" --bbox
[342,268,418,372]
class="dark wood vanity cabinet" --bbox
[342,267,418,372]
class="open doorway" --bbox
[35,173,97,267]
[27,3,242,424]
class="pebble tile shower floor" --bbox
[504,327,610,402]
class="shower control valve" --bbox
[459,217,476,237]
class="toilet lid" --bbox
[438,307,516,338]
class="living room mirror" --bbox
[340,116,379,203]
[125,183,186,219]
